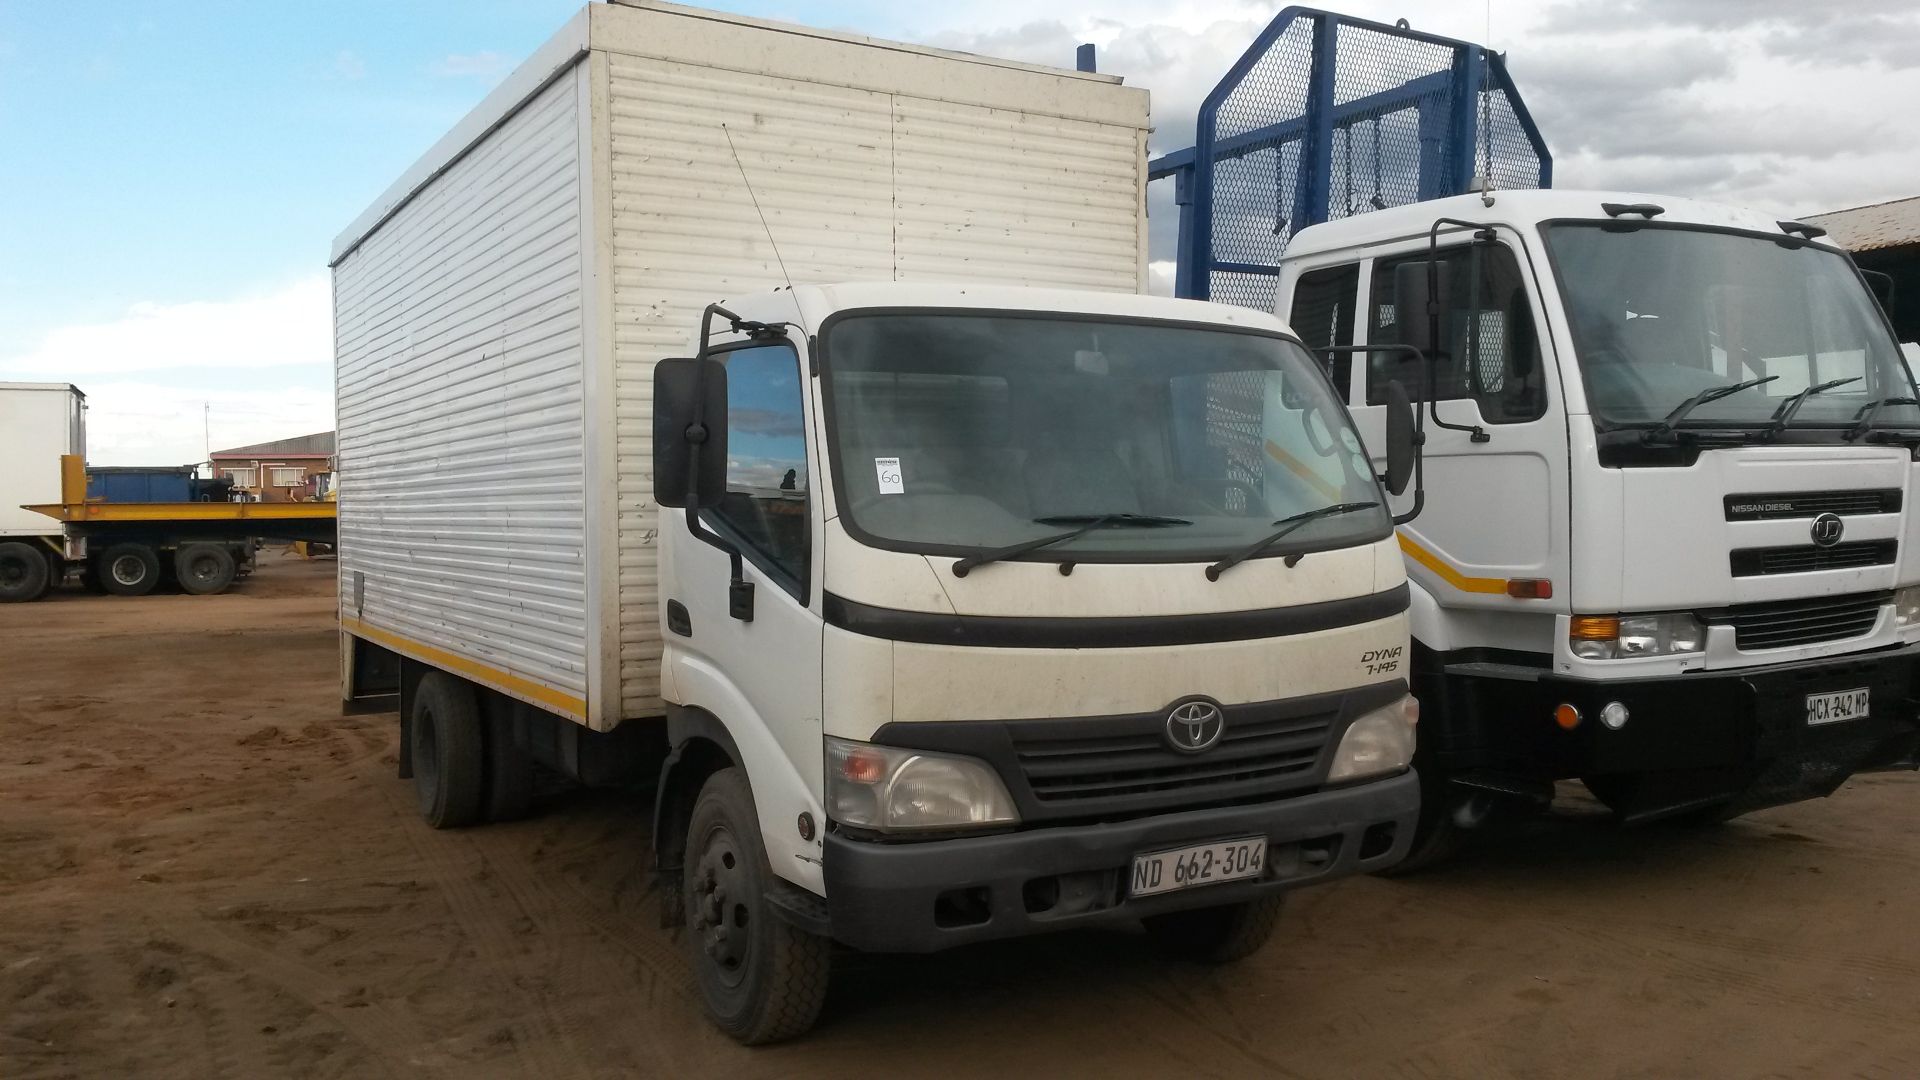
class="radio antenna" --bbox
[720,123,811,334]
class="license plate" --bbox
[1806,688,1870,726]
[1130,836,1267,898]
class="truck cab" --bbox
[1278,189,1920,859]
[650,282,1421,1036]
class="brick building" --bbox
[209,432,335,503]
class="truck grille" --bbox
[1706,593,1888,651]
[1729,540,1897,577]
[1011,712,1333,804]
[1724,490,1901,521]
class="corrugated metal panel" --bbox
[892,96,1144,291]
[606,54,896,716]
[604,53,1147,718]
[334,66,591,719]
[1807,194,1920,254]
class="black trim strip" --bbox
[823,582,1409,649]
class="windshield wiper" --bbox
[1643,376,1778,443]
[1847,396,1920,441]
[1766,376,1862,438]
[951,513,1190,577]
[1204,502,1379,581]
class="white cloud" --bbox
[429,51,513,80]
[0,276,331,376]
[1,277,335,465]
[80,382,334,467]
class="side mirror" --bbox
[1862,269,1896,311]
[1393,259,1451,358]
[652,357,728,509]
[1381,379,1417,497]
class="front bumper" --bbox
[1449,644,1920,819]
[820,770,1418,954]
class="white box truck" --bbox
[335,0,1424,1042]
[0,383,85,601]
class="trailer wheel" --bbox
[174,544,238,595]
[410,673,485,829]
[684,767,831,1044]
[482,698,535,823]
[0,541,52,603]
[97,543,161,597]
[1142,893,1285,964]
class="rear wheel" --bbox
[173,543,238,595]
[97,543,161,597]
[684,768,831,1044]
[0,542,52,603]
[410,673,485,829]
[1142,894,1285,963]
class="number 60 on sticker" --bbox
[874,457,904,495]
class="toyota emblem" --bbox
[1164,699,1226,753]
[1810,513,1845,548]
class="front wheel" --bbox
[684,768,831,1045]
[1141,893,1284,963]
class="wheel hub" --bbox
[112,555,143,585]
[689,830,751,983]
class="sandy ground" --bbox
[5,554,1920,1078]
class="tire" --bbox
[97,543,161,597]
[684,768,831,1044]
[0,542,52,603]
[1142,893,1285,964]
[482,698,535,823]
[1376,766,1465,877]
[410,673,485,829]
[173,543,237,595]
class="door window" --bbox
[712,344,810,591]
[1288,264,1360,398]
[1368,244,1545,423]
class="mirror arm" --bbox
[1424,217,1496,444]
[1318,344,1426,525]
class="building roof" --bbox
[211,431,335,459]
[1805,194,1920,253]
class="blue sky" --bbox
[2,0,1915,463]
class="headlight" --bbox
[825,737,1019,832]
[1896,586,1920,629]
[1569,613,1704,660]
[1327,694,1418,784]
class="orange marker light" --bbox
[840,750,889,784]
[1554,703,1582,731]
[1570,615,1620,641]
[1507,578,1554,600]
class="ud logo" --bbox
[1810,513,1845,548]
[1164,699,1226,753]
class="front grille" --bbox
[1729,540,1897,577]
[1012,711,1333,804]
[1706,592,1888,651]
[1724,490,1901,521]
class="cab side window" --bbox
[1289,263,1359,398]
[1369,244,1545,422]
[711,344,809,593]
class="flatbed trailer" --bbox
[5,454,337,600]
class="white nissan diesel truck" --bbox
[1276,189,1920,865]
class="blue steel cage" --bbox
[1151,8,1551,310]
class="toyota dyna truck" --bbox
[1150,7,1920,866]
[333,0,1422,1044]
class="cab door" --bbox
[1290,234,1569,640]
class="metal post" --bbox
[1447,45,1483,195]
[1296,14,1339,232]
[1173,166,1199,299]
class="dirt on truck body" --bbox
[4,557,1920,1077]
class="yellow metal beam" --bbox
[24,500,336,523]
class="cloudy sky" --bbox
[3,0,1917,463]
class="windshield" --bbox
[1542,223,1919,432]
[820,313,1391,563]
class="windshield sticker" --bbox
[875,457,904,495]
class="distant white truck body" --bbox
[335,0,1423,1043]
[0,383,84,600]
